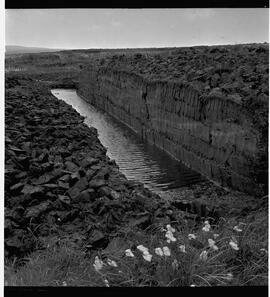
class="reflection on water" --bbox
[51,89,202,193]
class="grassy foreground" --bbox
[5,205,268,287]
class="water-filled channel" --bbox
[51,89,203,194]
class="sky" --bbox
[5,8,269,49]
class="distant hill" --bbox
[5,45,63,55]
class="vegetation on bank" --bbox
[5,206,268,286]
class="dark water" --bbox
[51,89,202,193]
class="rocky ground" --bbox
[5,74,198,259]
[95,43,268,99]
[5,73,267,263]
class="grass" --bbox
[5,207,268,287]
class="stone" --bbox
[58,181,70,190]
[21,184,44,196]
[73,189,96,203]
[70,172,80,185]
[24,201,51,219]
[87,229,108,250]
[9,182,24,194]
[81,157,99,168]
[65,161,79,172]
[14,171,28,179]
[58,195,71,205]
[85,169,96,181]
[98,186,112,198]
[60,209,80,223]
[8,145,25,154]
[38,152,49,163]
[14,156,30,170]
[43,183,58,189]
[128,214,151,229]
[68,177,88,199]
[59,174,71,183]
[33,174,53,185]
[89,178,107,188]
[41,162,54,171]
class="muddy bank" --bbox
[78,43,268,195]
[5,74,264,260]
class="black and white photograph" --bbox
[4,4,269,290]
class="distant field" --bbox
[5,45,63,56]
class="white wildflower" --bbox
[213,233,219,239]
[172,259,179,270]
[179,245,186,253]
[155,247,164,256]
[125,249,135,257]
[142,253,152,262]
[233,225,242,232]
[137,245,149,253]
[229,239,239,251]
[165,230,177,243]
[62,281,67,286]
[166,224,176,233]
[202,221,211,232]
[199,250,208,261]
[104,279,110,287]
[93,256,104,272]
[188,234,196,240]
[137,245,152,262]
[163,246,171,256]
[208,238,219,251]
[225,273,233,281]
[107,259,118,267]
[190,284,196,287]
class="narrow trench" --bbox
[51,89,204,198]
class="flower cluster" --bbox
[107,259,118,267]
[93,256,104,272]
[229,237,239,251]
[125,249,135,257]
[188,234,196,240]
[137,245,153,262]
[172,259,179,270]
[93,256,118,272]
[202,220,211,232]
[233,225,242,232]
[154,246,171,257]
[208,238,219,251]
[199,250,208,261]
[165,224,177,243]
[179,244,186,253]
[213,233,219,239]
